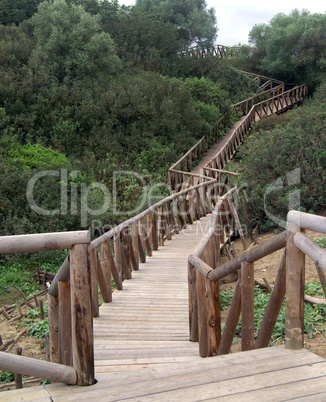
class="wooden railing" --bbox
[0,231,92,386]
[169,83,308,190]
[188,211,326,356]
[237,70,284,91]
[0,177,230,385]
[181,44,241,59]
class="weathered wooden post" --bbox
[285,215,305,350]
[241,261,255,351]
[70,244,95,385]
[47,293,59,363]
[58,281,72,366]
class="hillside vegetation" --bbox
[0,0,258,238]
[0,1,325,243]
[230,81,326,231]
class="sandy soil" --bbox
[220,230,326,357]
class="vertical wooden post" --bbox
[205,238,220,356]
[195,188,201,221]
[241,261,255,351]
[205,277,220,357]
[167,202,178,235]
[228,197,247,251]
[58,281,72,366]
[39,300,45,320]
[140,217,152,256]
[255,251,286,349]
[103,240,122,291]
[47,293,59,363]
[132,222,140,269]
[89,247,99,318]
[218,277,241,355]
[177,199,187,229]
[151,210,159,249]
[164,205,172,240]
[286,223,305,350]
[97,245,112,303]
[15,347,23,389]
[188,262,198,342]
[126,229,139,272]
[120,239,132,280]
[70,244,95,386]
[158,207,165,246]
[114,233,123,283]
[196,269,207,357]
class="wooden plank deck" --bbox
[192,117,247,177]
[2,216,326,400]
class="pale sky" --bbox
[119,0,325,46]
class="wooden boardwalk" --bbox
[3,214,326,400]
[191,117,246,177]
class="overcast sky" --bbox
[120,0,325,46]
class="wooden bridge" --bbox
[1,69,326,401]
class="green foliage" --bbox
[224,285,326,344]
[29,0,121,84]
[102,6,181,74]
[0,0,41,25]
[246,10,326,89]
[0,371,14,384]
[234,81,326,231]
[26,304,48,319]
[313,238,326,249]
[28,319,49,338]
[8,143,69,170]
[135,0,217,46]
[0,260,39,297]
[220,289,234,311]
[305,281,325,298]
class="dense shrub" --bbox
[234,81,326,230]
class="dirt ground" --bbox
[219,229,326,357]
[0,230,326,391]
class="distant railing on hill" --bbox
[181,44,241,59]
[169,80,308,191]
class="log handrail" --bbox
[0,231,94,386]
[91,177,217,250]
[0,351,77,385]
[188,211,326,356]
[0,231,90,254]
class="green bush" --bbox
[28,320,49,338]
[234,81,326,230]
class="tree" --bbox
[135,0,217,46]
[0,0,41,25]
[29,0,121,84]
[101,6,181,74]
[248,10,326,89]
